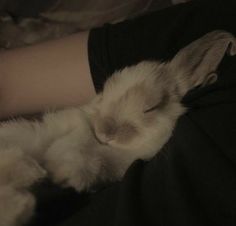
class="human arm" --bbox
[0,31,95,119]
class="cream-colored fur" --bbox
[0,30,235,226]
[0,186,35,226]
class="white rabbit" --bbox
[0,30,235,226]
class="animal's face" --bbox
[91,62,184,159]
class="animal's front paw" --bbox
[0,148,46,188]
[44,138,101,191]
[0,186,35,226]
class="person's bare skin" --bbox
[0,31,96,119]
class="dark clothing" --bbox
[30,0,236,225]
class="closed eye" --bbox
[144,92,170,113]
[144,104,160,113]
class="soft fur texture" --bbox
[0,30,235,226]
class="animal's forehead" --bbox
[101,85,147,114]
[103,72,163,103]
[103,61,164,95]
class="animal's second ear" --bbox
[169,30,236,91]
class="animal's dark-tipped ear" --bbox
[169,30,236,92]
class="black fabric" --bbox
[30,0,236,225]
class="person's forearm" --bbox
[0,31,96,119]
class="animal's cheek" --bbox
[115,129,139,146]
[143,111,159,126]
